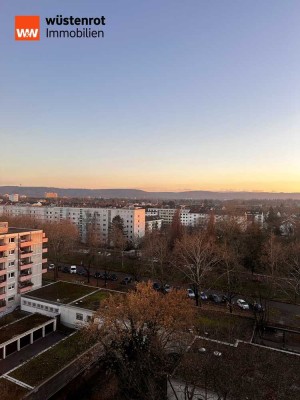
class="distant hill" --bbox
[1,186,300,200]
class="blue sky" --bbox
[0,0,299,191]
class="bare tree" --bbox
[42,220,78,280]
[174,232,220,306]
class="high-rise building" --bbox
[0,222,48,315]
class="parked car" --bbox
[208,294,223,303]
[236,299,250,310]
[152,282,161,291]
[48,263,55,270]
[110,273,118,281]
[200,292,208,301]
[121,277,132,285]
[187,288,195,299]
[70,265,77,274]
[163,284,171,293]
[94,272,101,279]
[62,266,70,273]
[250,302,264,313]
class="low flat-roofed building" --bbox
[21,281,112,328]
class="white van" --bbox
[70,265,77,274]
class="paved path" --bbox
[0,331,66,376]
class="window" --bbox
[9,250,15,255]
[23,300,27,305]
[8,261,15,267]
[54,308,59,313]
[32,302,36,307]
[86,315,92,322]
[8,283,15,290]
[76,313,83,321]
[8,272,15,279]
[9,238,15,243]
[8,296,15,302]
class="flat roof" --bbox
[24,281,96,305]
[70,289,113,311]
[0,314,53,346]
[175,338,300,400]
[5,227,40,234]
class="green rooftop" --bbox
[24,281,96,304]
[0,314,53,345]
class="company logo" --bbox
[15,16,40,41]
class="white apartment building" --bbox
[0,205,145,243]
[8,194,19,202]
[0,222,48,315]
[145,208,209,227]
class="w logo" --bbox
[15,16,40,41]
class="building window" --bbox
[23,300,27,305]
[8,296,15,302]
[9,238,15,243]
[76,313,83,321]
[8,261,15,267]
[8,284,15,290]
[9,250,15,255]
[8,272,15,279]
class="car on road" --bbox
[208,294,223,303]
[200,292,208,301]
[187,288,195,299]
[70,265,77,274]
[152,282,161,291]
[236,299,250,310]
[250,302,264,313]
[121,277,133,285]
[163,284,171,293]
[48,264,55,270]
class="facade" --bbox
[0,222,48,315]
[245,211,264,226]
[146,218,163,231]
[8,194,19,202]
[0,205,145,243]
[145,208,209,227]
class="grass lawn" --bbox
[0,310,28,328]
[9,331,95,387]
[27,281,96,304]
[0,378,29,400]
[195,309,254,343]
[0,314,53,345]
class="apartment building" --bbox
[0,222,48,315]
[0,205,145,243]
[145,208,209,227]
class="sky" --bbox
[0,0,300,192]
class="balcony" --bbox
[42,258,48,264]
[19,283,33,294]
[0,300,6,312]
[0,256,7,263]
[20,251,33,259]
[20,261,33,271]
[0,269,7,277]
[42,237,48,243]
[42,267,47,274]
[0,244,9,252]
[42,248,48,253]
[0,278,6,288]
[0,292,6,301]
[20,241,34,248]
[19,273,32,282]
